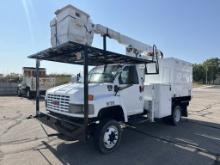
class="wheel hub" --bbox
[103,126,119,149]
[109,132,116,142]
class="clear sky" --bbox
[0,0,219,75]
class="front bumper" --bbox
[37,111,86,140]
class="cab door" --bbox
[117,65,144,115]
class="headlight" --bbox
[69,104,94,115]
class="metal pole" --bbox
[103,35,107,51]
[83,48,89,141]
[36,59,40,116]
[103,35,107,70]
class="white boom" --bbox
[50,5,163,59]
[94,24,161,57]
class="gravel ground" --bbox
[0,86,220,165]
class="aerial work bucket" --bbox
[50,5,94,47]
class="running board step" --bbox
[128,116,148,125]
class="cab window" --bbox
[119,66,139,84]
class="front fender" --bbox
[93,95,128,122]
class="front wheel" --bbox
[94,119,122,154]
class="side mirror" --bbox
[77,73,81,81]
[114,85,119,95]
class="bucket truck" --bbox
[30,5,192,153]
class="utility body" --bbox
[29,5,192,153]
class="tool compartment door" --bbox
[153,84,172,118]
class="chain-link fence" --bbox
[0,81,18,96]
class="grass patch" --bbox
[193,82,204,88]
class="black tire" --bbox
[170,105,182,126]
[17,88,22,97]
[94,119,122,154]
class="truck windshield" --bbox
[88,65,122,83]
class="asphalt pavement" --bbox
[0,86,220,165]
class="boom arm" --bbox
[94,24,163,58]
[94,24,152,51]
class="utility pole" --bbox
[206,66,208,84]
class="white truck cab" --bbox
[45,64,145,121]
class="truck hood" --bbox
[47,83,97,94]
[46,83,114,104]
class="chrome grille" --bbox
[47,94,70,112]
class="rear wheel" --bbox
[94,119,122,154]
[171,105,182,126]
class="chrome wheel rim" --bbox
[103,125,119,149]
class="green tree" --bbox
[193,64,205,83]
[203,58,220,84]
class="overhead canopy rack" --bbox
[28,41,158,141]
[28,41,156,65]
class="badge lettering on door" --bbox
[106,101,115,106]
